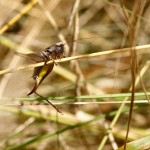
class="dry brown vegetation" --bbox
[0,0,150,150]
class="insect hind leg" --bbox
[33,92,62,114]
[45,99,62,114]
[35,91,43,97]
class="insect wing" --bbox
[37,63,54,85]
[15,51,42,62]
[28,62,54,95]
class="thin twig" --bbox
[119,1,147,150]
[0,100,149,105]
[68,0,81,28]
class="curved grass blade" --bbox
[118,134,150,150]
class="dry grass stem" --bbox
[0,44,150,76]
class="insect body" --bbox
[15,42,65,113]
[16,42,65,96]
[39,43,65,61]
[15,37,99,112]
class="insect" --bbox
[15,37,99,112]
[15,42,65,113]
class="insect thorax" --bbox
[40,43,64,60]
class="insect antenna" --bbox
[60,36,106,46]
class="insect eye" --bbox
[57,46,64,53]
